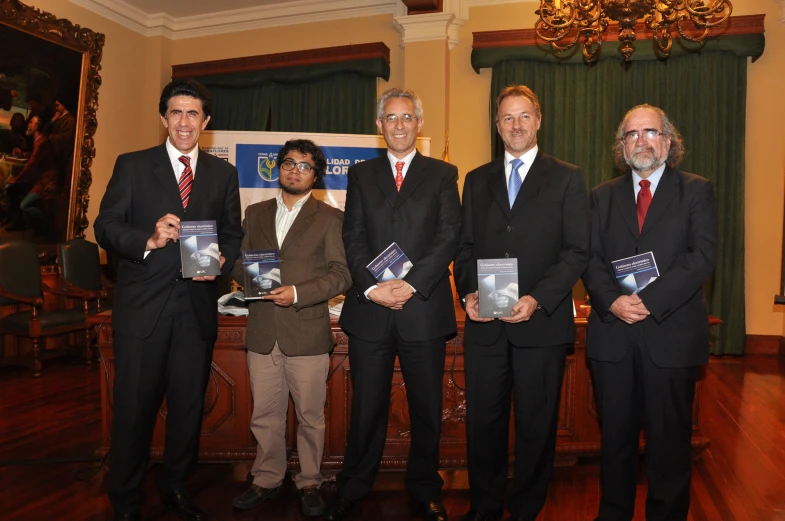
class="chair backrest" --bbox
[58,239,103,291]
[0,241,42,305]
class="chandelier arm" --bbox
[676,19,710,42]
[683,0,732,26]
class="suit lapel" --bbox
[257,200,278,249]
[280,195,318,255]
[153,144,183,215]
[487,158,510,219]
[641,166,678,236]
[612,174,640,238]
[373,157,398,208]
[187,149,212,212]
[394,152,428,209]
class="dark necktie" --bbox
[508,158,523,209]
[395,161,404,192]
[178,155,193,210]
[637,179,652,232]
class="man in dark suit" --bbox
[454,85,590,521]
[229,140,351,517]
[324,88,462,521]
[94,78,243,521]
[582,105,718,521]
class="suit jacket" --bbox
[94,143,243,341]
[231,195,352,357]
[340,152,462,342]
[454,151,590,347]
[582,167,718,368]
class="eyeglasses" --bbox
[279,159,314,174]
[381,114,418,125]
[621,129,663,144]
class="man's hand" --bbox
[193,255,225,282]
[465,291,493,322]
[369,280,412,310]
[146,213,180,251]
[500,295,538,324]
[389,280,415,299]
[609,295,650,324]
[263,285,295,307]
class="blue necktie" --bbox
[508,158,523,209]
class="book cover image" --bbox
[242,249,281,298]
[179,220,220,278]
[366,242,413,282]
[611,251,659,295]
[477,258,519,318]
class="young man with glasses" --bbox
[582,105,718,521]
[230,139,352,517]
[325,88,462,521]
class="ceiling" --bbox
[121,0,306,18]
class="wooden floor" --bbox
[1,354,784,521]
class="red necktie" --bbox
[636,179,652,232]
[178,155,193,209]
[395,161,404,192]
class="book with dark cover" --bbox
[179,220,220,278]
[366,242,413,282]
[477,258,519,318]
[241,249,281,299]
[611,251,660,295]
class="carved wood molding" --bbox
[0,0,105,239]
[401,0,443,15]
[172,42,390,79]
[473,14,765,49]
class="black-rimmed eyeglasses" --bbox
[279,159,314,174]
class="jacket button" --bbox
[507,226,512,232]
[505,253,509,258]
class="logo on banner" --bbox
[257,154,277,182]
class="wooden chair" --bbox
[57,238,111,362]
[0,240,97,376]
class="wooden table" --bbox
[92,309,715,469]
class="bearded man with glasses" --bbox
[230,139,352,517]
[582,105,718,521]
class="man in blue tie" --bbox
[454,85,590,521]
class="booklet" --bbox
[241,249,281,299]
[611,251,660,295]
[366,242,413,281]
[179,220,220,278]
[477,258,519,318]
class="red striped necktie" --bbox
[178,155,193,209]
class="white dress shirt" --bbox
[274,191,312,304]
[632,163,666,200]
[504,145,538,188]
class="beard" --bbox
[626,145,664,172]
[279,177,312,196]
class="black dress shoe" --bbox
[323,496,354,521]
[422,500,448,521]
[232,484,282,510]
[161,489,206,521]
[459,511,500,521]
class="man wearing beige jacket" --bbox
[230,139,351,516]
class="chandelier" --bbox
[534,0,733,62]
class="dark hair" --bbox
[496,85,542,120]
[158,78,213,119]
[10,112,25,129]
[612,104,685,171]
[276,139,327,186]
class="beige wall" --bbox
[24,0,785,336]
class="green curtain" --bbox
[489,52,747,355]
[195,57,387,134]
[269,74,377,134]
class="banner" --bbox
[199,131,431,215]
